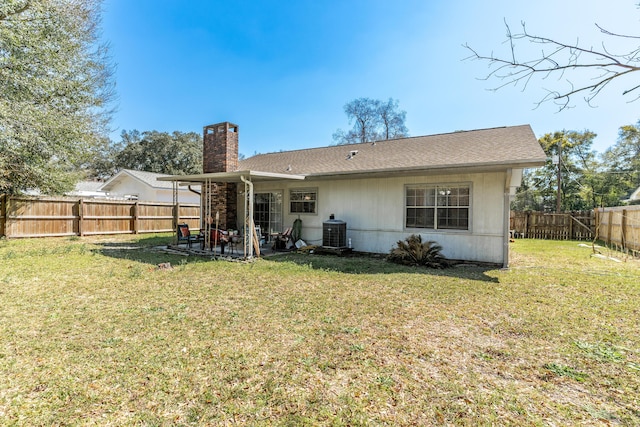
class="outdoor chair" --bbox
[254,225,265,247]
[228,232,243,254]
[177,223,202,248]
[204,229,229,253]
[273,227,292,251]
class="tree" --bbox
[513,125,640,211]
[601,120,640,200]
[513,130,609,211]
[378,98,409,140]
[112,130,203,175]
[333,97,409,144]
[0,0,114,195]
[464,15,640,110]
[83,136,121,180]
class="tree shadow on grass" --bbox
[267,252,500,283]
[89,235,500,283]
[91,234,212,266]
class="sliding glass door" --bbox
[254,191,282,240]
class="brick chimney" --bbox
[202,122,239,230]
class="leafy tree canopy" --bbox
[602,120,640,199]
[108,130,203,176]
[513,122,640,211]
[0,0,114,195]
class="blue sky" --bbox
[101,0,639,156]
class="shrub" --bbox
[387,234,448,268]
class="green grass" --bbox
[0,235,639,425]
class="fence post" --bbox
[568,213,573,240]
[0,194,6,238]
[621,209,627,251]
[5,195,12,238]
[525,211,530,239]
[78,199,84,237]
[607,211,613,245]
[133,202,139,234]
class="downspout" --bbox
[187,185,201,196]
[503,168,513,269]
[240,175,254,259]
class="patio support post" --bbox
[204,178,212,250]
[240,175,254,259]
[172,181,179,244]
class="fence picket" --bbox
[511,208,640,257]
[596,206,640,256]
[510,211,594,241]
[0,196,200,238]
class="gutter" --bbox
[503,168,513,269]
[301,159,547,181]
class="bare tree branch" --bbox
[464,19,640,110]
[596,24,640,40]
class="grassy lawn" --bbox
[0,235,639,426]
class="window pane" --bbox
[437,187,452,206]
[290,192,302,201]
[425,188,435,206]
[406,188,420,206]
[437,207,469,229]
[290,189,317,214]
[406,208,417,227]
[406,208,434,228]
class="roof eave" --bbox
[301,159,547,180]
[100,169,170,191]
[157,170,307,183]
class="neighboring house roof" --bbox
[66,181,107,197]
[73,181,105,192]
[238,125,546,178]
[100,169,179,192]
[627,185,640,201]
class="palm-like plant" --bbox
[388,234,448,268]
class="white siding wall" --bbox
[106,175,200,204]
[157,188,200,204]
[244,171,509,264]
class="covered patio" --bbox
[158,170,305,259]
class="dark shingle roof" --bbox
[238,125,545,177]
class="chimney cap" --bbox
[204,122,239,132]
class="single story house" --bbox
[159,122,546,267]
[101,169,201,204]
[624,185,640,204]
[66,181,108,198]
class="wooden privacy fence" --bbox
[596,205,640,256]
[0,195,200,238]
[510,211,595,240]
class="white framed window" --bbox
[289,188,317,214]
[405,184,470,230]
